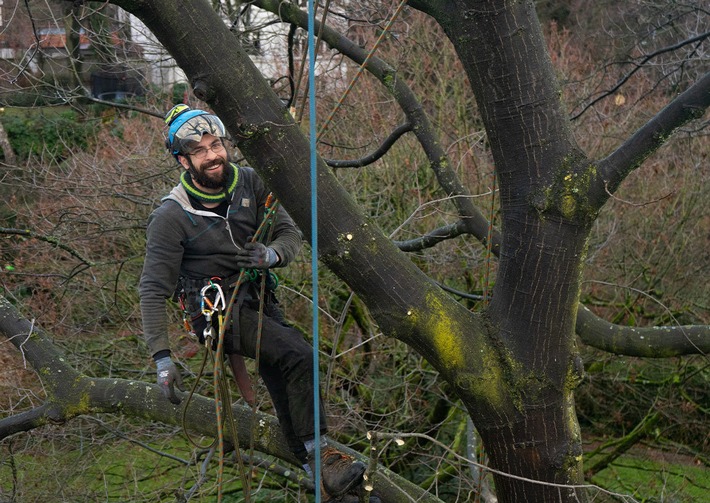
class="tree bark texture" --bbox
[419,1,594,499]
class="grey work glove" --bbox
[156,356,184,405]
[235,241,278,269]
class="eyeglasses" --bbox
[188,139,225,159]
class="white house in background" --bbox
[117,6,290,90]
[118,4,341,93]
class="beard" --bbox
[188,156,229,190]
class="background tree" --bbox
[1,0,708,502]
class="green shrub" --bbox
[1,109,96,163]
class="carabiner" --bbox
[211,283,227,312]
[200,281,227,314]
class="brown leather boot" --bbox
[308,447,366,498]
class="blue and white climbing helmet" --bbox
[164,104,227,156]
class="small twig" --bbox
[183,445,217,501]
[604,181,675,207]
[571,30,710,120]
[80,415,190,465]
[18,319,34,369]
[11,0,40,84]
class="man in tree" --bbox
[139,105,367,501]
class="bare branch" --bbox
[394,220,470,252]
[584,410,662,477]
[592,71,710,204]
[10,0,41,85]
[324,122,413,168]
[0,227,94,266]
[0,403,56,439]
[576,305,710,357]
[571,30,710,120]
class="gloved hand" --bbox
[156,356,184,404]
[235,241,278,269]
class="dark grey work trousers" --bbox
[194,296,327,463]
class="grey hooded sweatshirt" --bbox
[139,164,302,357]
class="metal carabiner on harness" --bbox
[200,281,227,313]
[199,281,227,347]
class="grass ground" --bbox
[3,421,708,502]
[587,445,709,502]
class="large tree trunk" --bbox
[414,0,592,499]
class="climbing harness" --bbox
[200,280,227,347]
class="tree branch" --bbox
[324,122,413,168]
[0,294,442,502]
[571,31,710,120]
[591,71,710,205]
[394,219,470,252]
[0,403,58,439]
[575,305,710,357]
[584,410,662,477]
[0,227,94,266]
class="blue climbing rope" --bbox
[307,0,321,500]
